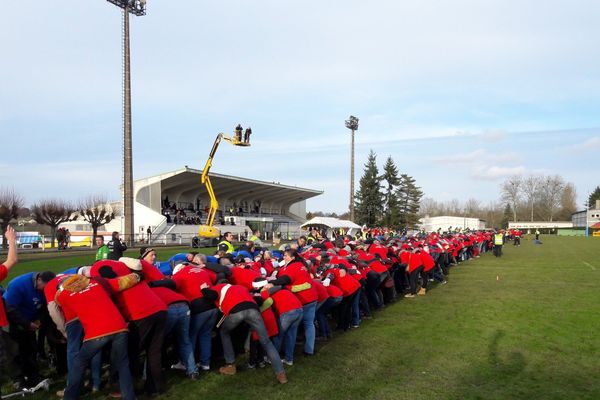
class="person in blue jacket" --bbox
[3,270,55,386]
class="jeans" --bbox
[272,308,303,362]
[316,296,341,337]
[64,332,134,400]
[65,320,102,389]
[220,308,284,375]
[301,301,317,354]
[189,308,218,368]
[165,303,197,375]
[351,288,361,326]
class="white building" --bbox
[419,215,486,232]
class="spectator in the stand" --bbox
[107,232,127,260]
[146,227,152,244]
[3,270,56,387]
[95,236,109,261]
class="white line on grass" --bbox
[582,261,596,271]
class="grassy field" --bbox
[6,237,600,399]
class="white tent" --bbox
[300,217,361,238]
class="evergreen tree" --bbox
[354,150,383,226]
[380,156,400,228]
[397,174,423,227]
[501,203,512,229]
[588,186,600,209]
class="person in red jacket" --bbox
[0,226,18,396]
[138,257,198,379]
[172,263,218,371]
[404,249,424,298]
[90,258,168,396]
[56,272,141,400]
[268,249,318,355]
[201,283,288,384]
[254,278,303,365]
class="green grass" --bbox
[8,237,600,400]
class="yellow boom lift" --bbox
[199,126,251,239]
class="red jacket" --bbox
[56,277,128,341]
[140,260,187,306]
[229,267,261,291]
[90,260,166,321]
[212,283,255,316]
[172,265,215,301]
[44,274,77,324]
[278,261,318,305]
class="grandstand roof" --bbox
[135,167,323,207]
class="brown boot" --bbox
[276,372,288,384]
[219,364,237,375]
[417,287,427,296]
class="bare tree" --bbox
[501,175,522,222]
[31,200,75,248]
[78,196,118,247]
[0,188,24,249]
[538,175,565,221]
[521,175,541,221]
[558,182,577,220]
[463,198,481,217]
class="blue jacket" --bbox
[3,272,45,327]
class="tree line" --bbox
[0,187,117,248]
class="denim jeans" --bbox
[300,301,317,354]
[272,308,303,362]
[165,302,197,375]
[316,296,341,337]
[65,319,102,389]
[64,332,134,400]
[189,308,218,367]
[220,308,284,375]
[351,288,362,326]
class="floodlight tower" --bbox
[105,0,146,245]
[345,115,359,222]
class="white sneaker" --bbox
[197,364,210,371]
[171,362,186,371]
[281,359,294,366]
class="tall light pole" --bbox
[345,115,359,222]
[106,0,146,245]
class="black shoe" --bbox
[188,372,199,380]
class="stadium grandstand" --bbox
[61,167,323,246]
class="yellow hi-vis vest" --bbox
[218,240,234,253]
[494,234,504,245]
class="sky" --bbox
[1,0,599,213]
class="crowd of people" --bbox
[0,225,504,399]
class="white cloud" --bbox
[433,149,520,166]
[471,165,527,181]
[479,130,507,143]
[568,137,600,153]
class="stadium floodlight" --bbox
[105,0,146,245]
[345,115,359,222]
[106,0,147,16]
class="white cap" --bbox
[119,257,142,271]
[172,263,186,276]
